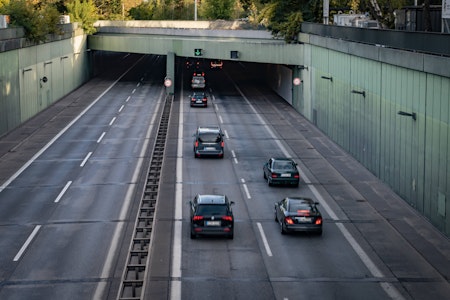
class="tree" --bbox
[201,0,236,20]
[66,0,97,34]
[128,2,156,20]
[2,0,61,43]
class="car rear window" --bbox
[288,202,313,213]
[197,204,228,215]
[198,133,221,142]
[273,161,295,170]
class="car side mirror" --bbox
[230,201,235,205]
[315,202,320,205]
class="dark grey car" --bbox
[263,157,300,186]
[193,126,224,158]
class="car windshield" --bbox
[198,133,221,142]
[273,161,295,170]
[197,204,227,215]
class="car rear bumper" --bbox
[195,149,224,157]
[270,178,299,185]
[192,226,233,236]
[285,224,322,233]
[191,101,207,107]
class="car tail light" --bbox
[222,216,233,221]
[193,216,203,221]
[221,141,224,147]
[315,217,322,225]
[224,228,231,232]
[294,174,300,179]
[203,97,207,102]
[194,140,199,147]
[285,217,294,224]
[271,173,278,178]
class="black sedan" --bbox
[189,91,208,107]
[263,157,300,186]
[274,197,322,235]
[190,194,234,239]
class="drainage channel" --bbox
[117,94,173,300]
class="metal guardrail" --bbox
[117,94,173,300]
[301,22,450,57]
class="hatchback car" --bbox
[274,197,322,235]
[263,157,300,186]
[190,91,208,107]
[193,126,224,158]
[190,194,234,239]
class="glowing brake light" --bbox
[222,216,233,221]
[294,174,300,179]
[193,216,203,221]
[221,141,224,147]
[195,140,199,147]
[285,217,294,224]
[271,173,278,178]
[315,217,322,225]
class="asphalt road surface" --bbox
[0,54,448,300]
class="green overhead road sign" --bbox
[194,49,203,56]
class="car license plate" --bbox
[205,147,216,150]
[280,173,291,177]
[196,100,202,103]
[296,217,311,222]
[206,221,221,226]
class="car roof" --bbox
[197,194,227,204]
[285,197,315,204]
[272,157,295,162]
[198,126,221,133]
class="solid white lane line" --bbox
[54,181,72,203]
[80,152,92,167]
[234,82,404,300]
[170,86,184,300]
[118,104,125,113]
[0,58,141,193]
[13,225,42,261]
[97,132,106,143]
[109,117,116,126]
[257,222,273,257]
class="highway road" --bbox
[0,54,449,300]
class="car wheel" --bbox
[280,221,286,234]
[263,172,267,179]
[316,230,323,236]
[267,177,272,186]
[274,212,278,222]
[190,231,197,239]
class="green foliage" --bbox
[66,0,97,34]
[128,2,156,20]
[2,0,61,43]
[201,0,236,20]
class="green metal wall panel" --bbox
[0,50,20,135]
[424,74,450,233]
[0,36,89,137]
